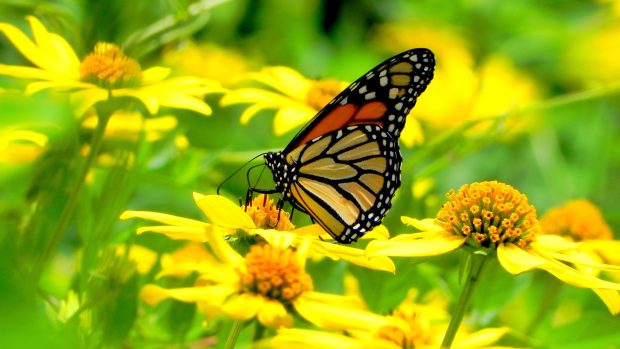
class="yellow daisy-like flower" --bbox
[0,128,47,165]
[139,224,391,329]
[367,181,620,314]
[0,16,223,116]
[221,66,348,135]
[120,193,395,273]
[260,289,511,349]
[373,24,540,133]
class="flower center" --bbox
[306,79,345,110]
[436,181,539,249]
[540,200,612,241]
[240,244,313,303]
[80,42,142,88]
[244,194,295,230]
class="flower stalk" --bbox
[441,251,489,349]
[224,320,245,349]
[32,97,113,282]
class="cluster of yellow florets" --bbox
[244,194,295,231]
[540,199,612,241]
[80,42,141,88]
[306,79,345,110]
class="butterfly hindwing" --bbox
[267,125,401,243]
[284,48,435,152]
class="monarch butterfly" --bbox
[262,48,435,243]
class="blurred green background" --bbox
[1,0,619,348]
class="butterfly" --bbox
[262,48,435,243]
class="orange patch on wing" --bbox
[296,104,357,147]
[353,101,387,122]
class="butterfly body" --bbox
[264,48,435,243]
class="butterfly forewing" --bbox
[284,48,435,152]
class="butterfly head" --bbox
[264,151,295,196]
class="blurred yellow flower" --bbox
[163,41,248,85]
[140,226,390,329]
[373,24,540,132]
[562,22,620,87]
[0,129,47,164]
[81,110,179,142]
[260,289,511,349]
[367,181,620,314]
[0,16,223,116]
[541,199,620,313]
[221,66,349,135]
[121,193,395,272]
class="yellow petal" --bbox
[534,234,580,252]
[135,226,207,242]
[193,193,256,229]
[257,299,294,328]
[112,89,159,114]
[592,289,620,315]
[252,229,297,248]
[258,328,392,349]
[205,224,245,267]
[140,284,234,306]
[452,327,510,348]
[294,291,390,331]
[497,243,546,274]
[311,240,395,273]
[0,18,49,71]
[120,210,209,228]
[141,66,171,83]
[70,88,109,117]
[248,66,311,99]
[221,293,263,321]
[366,231,465,257]
[292,224,326,237]
[401,217,445,232]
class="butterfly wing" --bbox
[283,48,435,153]
[283,125,401,243]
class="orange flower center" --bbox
[244,194,295,230]
[436,181,539,249]
[80,42,142,88]
[540,199,612,241]
[306,79,345,110]
[240,244,313,303]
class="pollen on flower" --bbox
[540,199,612,241]
[306,79,345,110]
[80,42,142,88]
[240,244,313,304]
[244,194,295,230]
[436,181,539,249]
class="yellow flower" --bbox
[81,110,179,142]
[0,16,223,116]
[162,41,248,85]
[221,65,348,135]
[372,24,540,132]
[367,181,620,314]
[540,199,620,313]
[121,193,395,273]
[139,225,391,329]
[259,289,511,349]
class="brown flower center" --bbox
[80,42,141,88]
[306,79,345,110]
[540,199,612,241]
[244,194,295,231]
[240,244,313,303]
[436,181,539,249]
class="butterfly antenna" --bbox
[217,152,268,195]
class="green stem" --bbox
[441,252,489,349]
[224,320,244,349]
[253,321,266,341]
[31,103,113,283]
